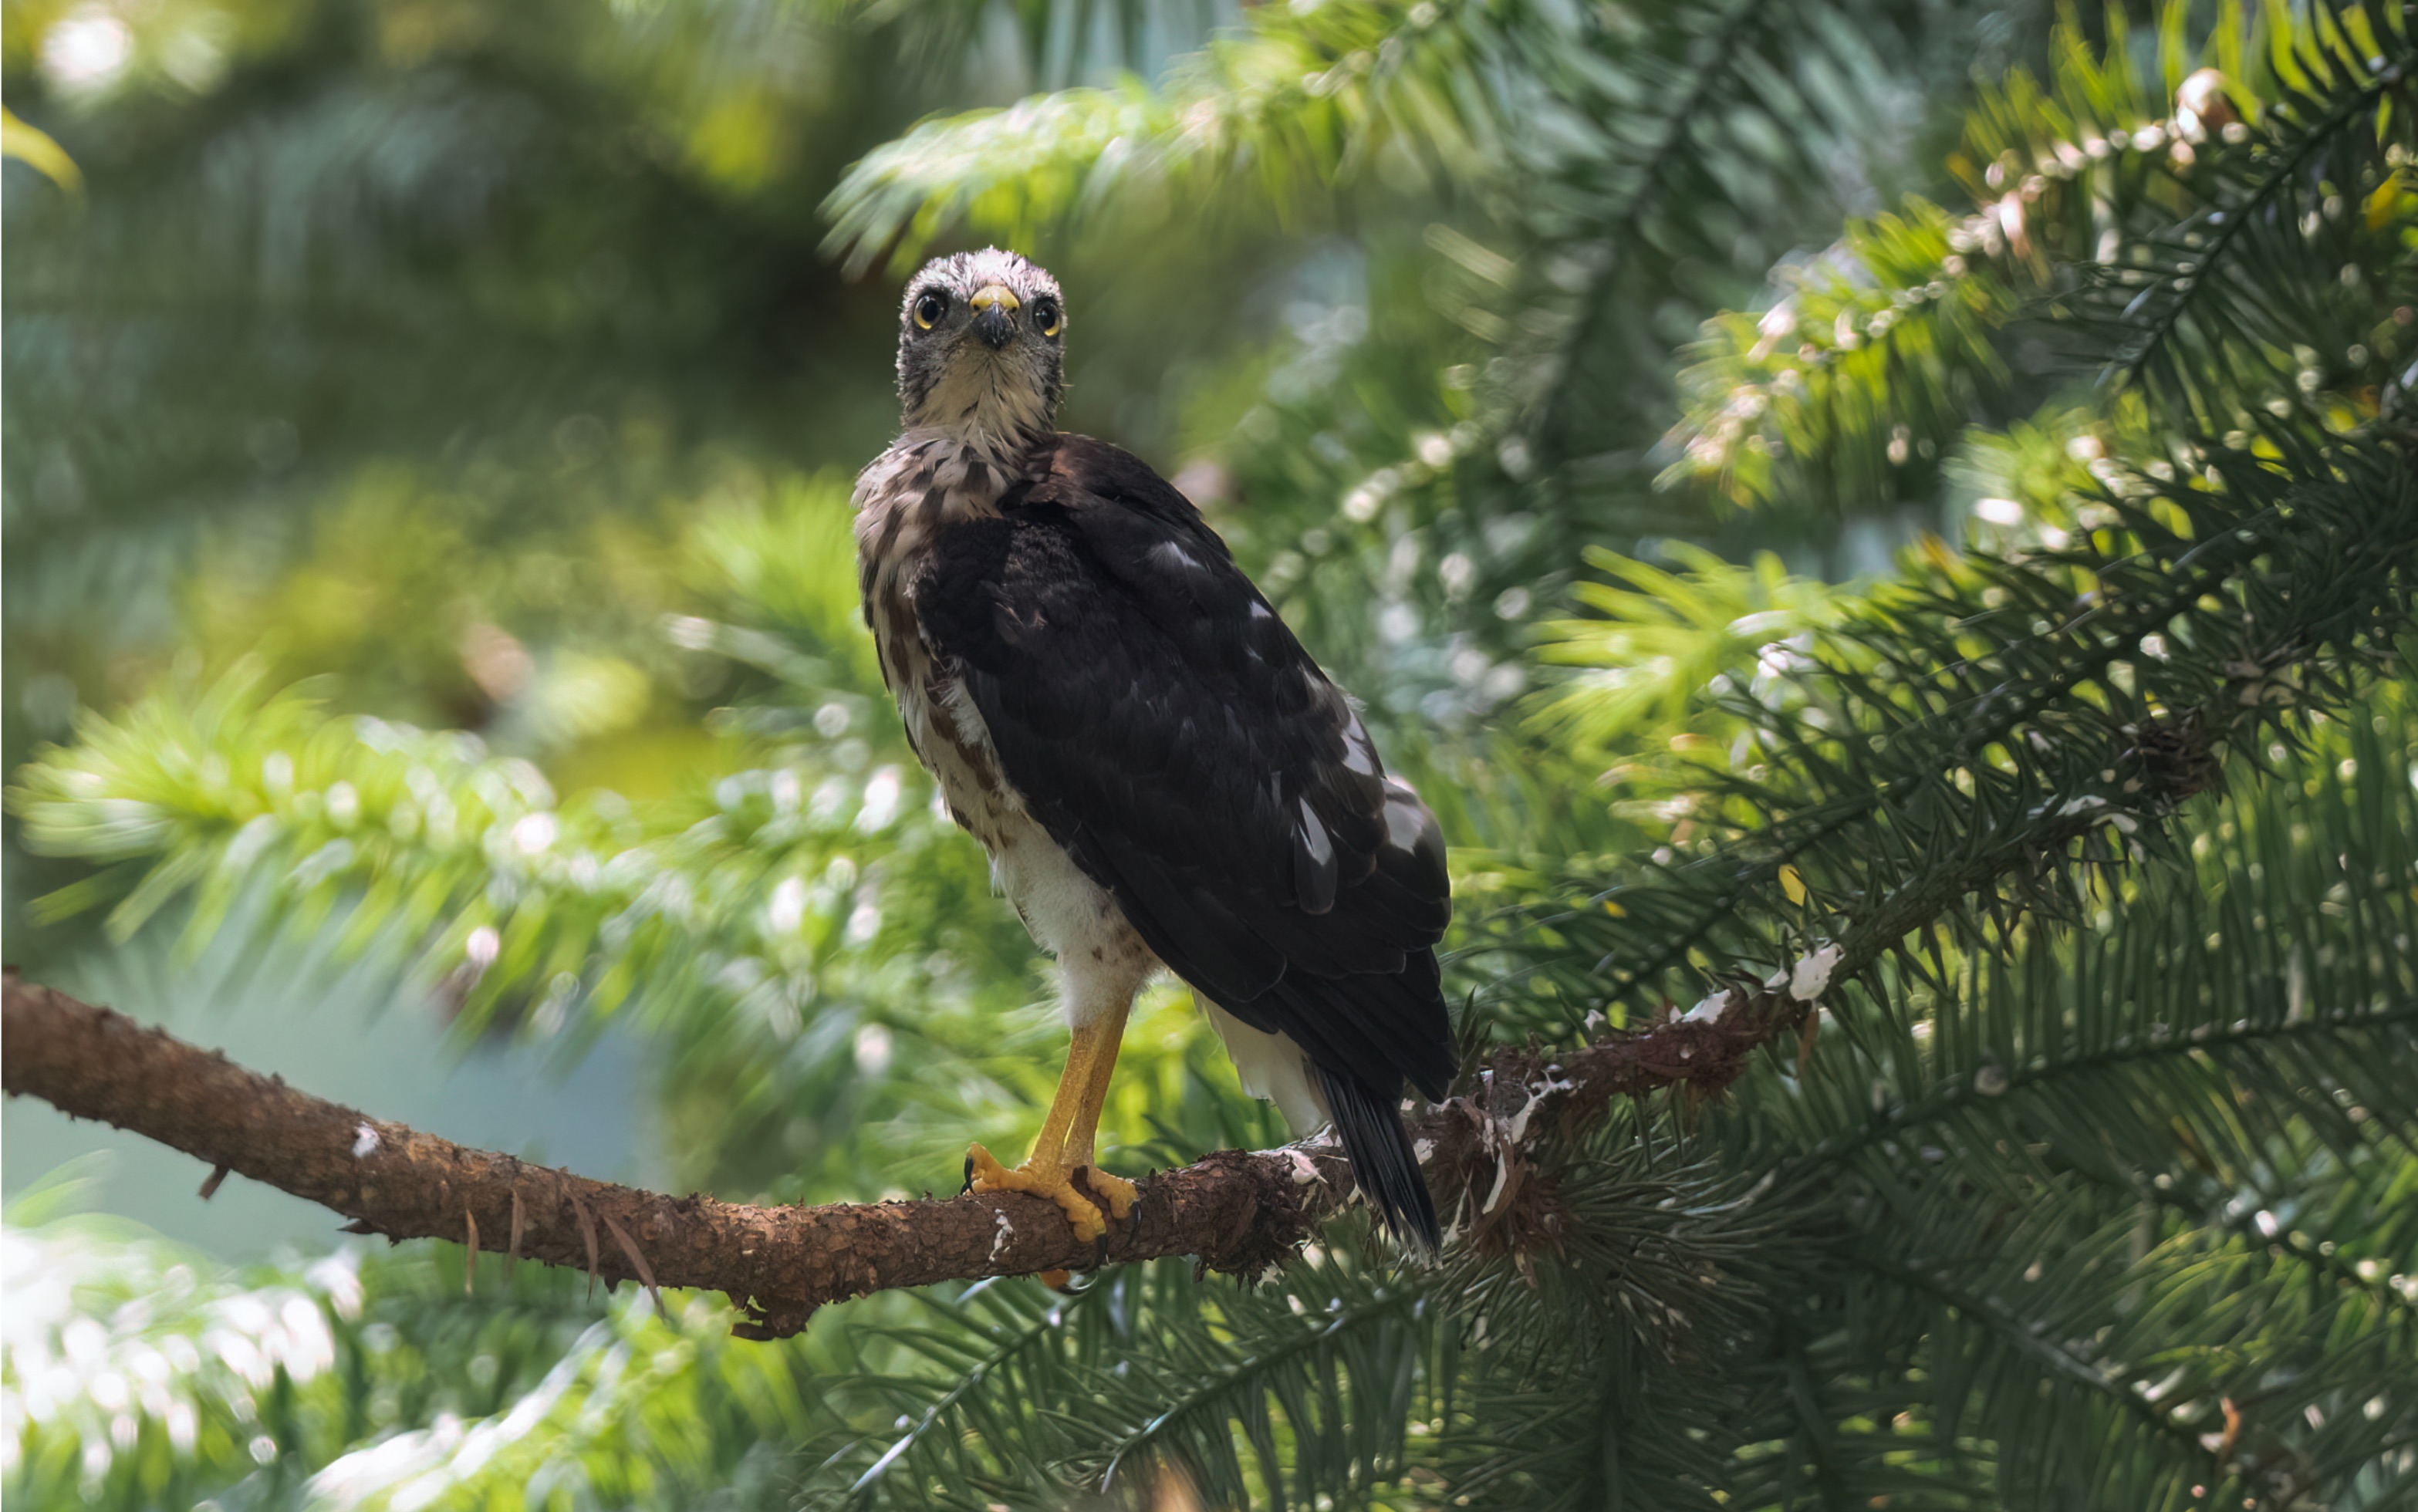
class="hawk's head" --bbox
[895,248,1065,441]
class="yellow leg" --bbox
[1065,1015,1140,1221]
[966,1005,1137,1240]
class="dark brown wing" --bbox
[913,435,1455,1106]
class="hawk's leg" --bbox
[967,999,1137,1242]
[1063,1016,1140,1220]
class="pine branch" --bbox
[1666,4,2417,512]
[1858,1250,2224,1465]
[819,0,1505,270]
[1474,712,2214,1136]
[1528,0,1794,450]
[1808,1001,2418,1172]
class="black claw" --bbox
[961,1154,975,1196]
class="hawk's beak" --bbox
[969,284,1019,349]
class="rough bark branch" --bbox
[2,969,1804,1338]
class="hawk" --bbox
[853,248,1455,1250]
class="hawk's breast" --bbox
[853,431,1161,981]
[854,432,1024,849]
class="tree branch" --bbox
[3,964,1815,1337]
[1,972,1329,1339]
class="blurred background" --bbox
[5,0,2414,1505]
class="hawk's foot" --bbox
[965,1142,1109,1242]
[1082,1166,1139,1222]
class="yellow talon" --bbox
[1082,1166,1139,1222]
[968,1011,1145,1246]
[966,1142,1109,1242]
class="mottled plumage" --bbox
[855,248,1455,1248]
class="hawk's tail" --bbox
[1315,1063,1441,1257]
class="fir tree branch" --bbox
[1530,0,1782,451]
[1091,1284,1426,1488]
[1808,1002,2418,1170]
[1856,1252,2224,1463]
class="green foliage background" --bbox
[4,0,2415,1505]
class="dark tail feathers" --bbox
[1315,1063,1440,1256]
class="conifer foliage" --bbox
[5,0,2415,1506]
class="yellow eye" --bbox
[1033,298,1061,337]
[913,290,947,329]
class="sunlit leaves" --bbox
[1663,198,2020,515]
[3,1200,360,1509]
[306,1294,814,1512]
[1534,544,1849,755]
[2,1180,826,1512]
[1668,0,2418,515]
[823,0,1507,271]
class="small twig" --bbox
[599,1209,664,1316]
[568,1188,603,1302]
[197,1163,231,1201]
[507,1184,526,1280]
[464,1203,480,1296]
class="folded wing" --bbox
[912,436,1455,1105]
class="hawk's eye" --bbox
[912,290,949,329]
[1032,297,1062,338]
